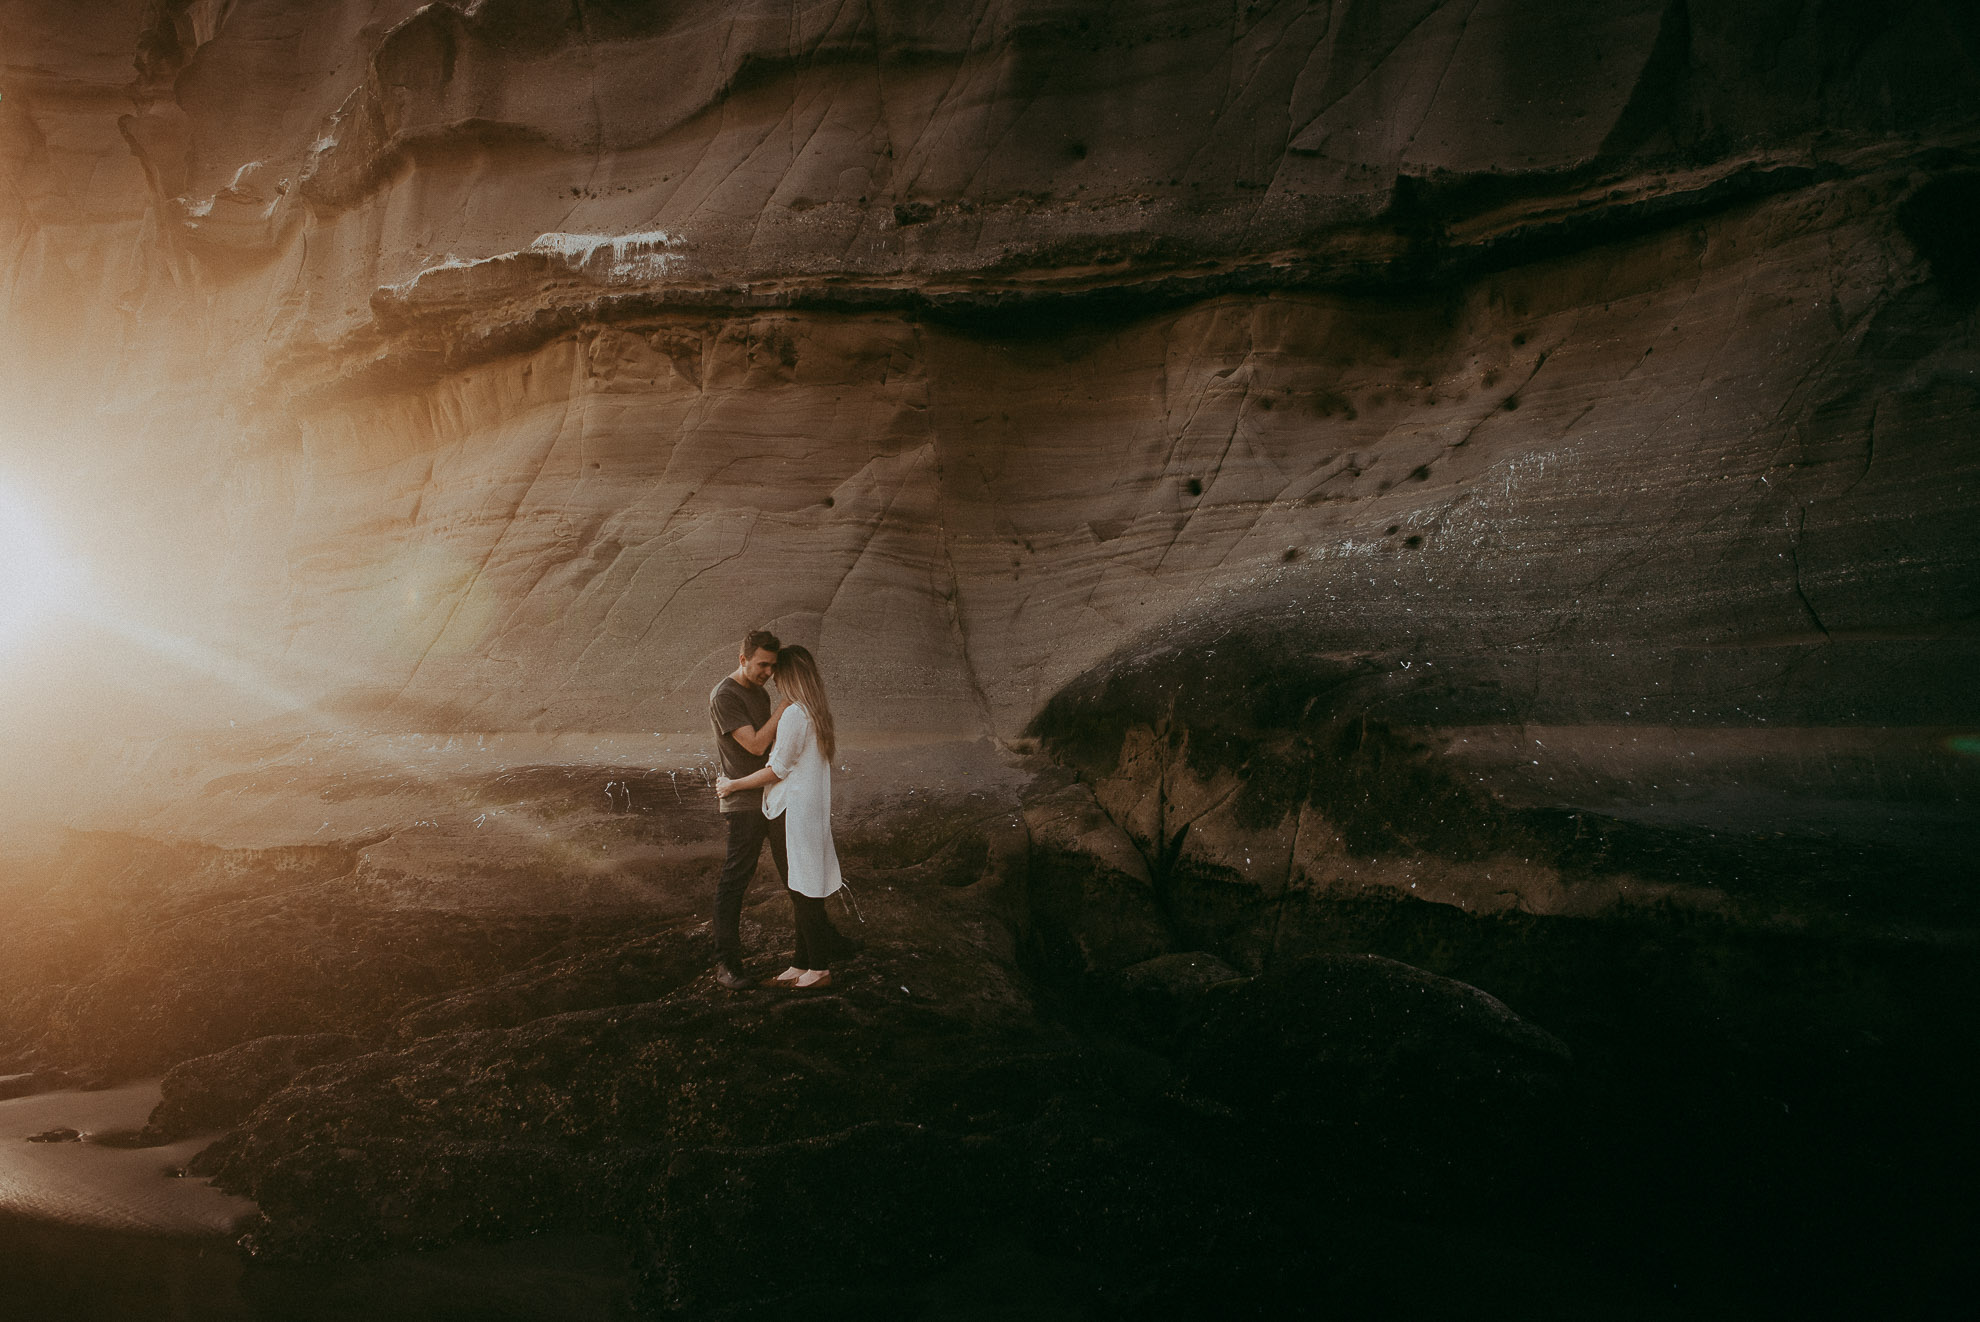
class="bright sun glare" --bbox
[0,490,307,712]
[0,493,81,650]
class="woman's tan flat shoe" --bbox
[793,970,833,990]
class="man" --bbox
[708,628,789,989]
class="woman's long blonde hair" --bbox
[773,644,836,762]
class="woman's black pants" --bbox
[789,892,844,970]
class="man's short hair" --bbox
[741,629,781,659]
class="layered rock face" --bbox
[2,2,1978,1316]
[2,2,1973,881]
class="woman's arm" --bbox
[717,705,806,799]
[715,764,781,798]
[727,698,790,756]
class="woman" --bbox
[714,645,855,988]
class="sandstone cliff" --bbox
[3,0,1975,928]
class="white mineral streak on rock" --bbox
[180,162,273,223]
[382,252,474,289]
[381,232,684,300]
[525,230,685,282]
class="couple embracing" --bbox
[708,629,860,990]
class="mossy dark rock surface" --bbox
[1177,953,1571,1120]
[182,875,1141,1312]
[146,1033,367,1143]
[184,908,1591,1317]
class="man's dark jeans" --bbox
[715,809,788,963]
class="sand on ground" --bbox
[0,1081,256,1234]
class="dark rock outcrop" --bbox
[1175,954,1571,1192]
[25,1126,80,1143]
[0,771,1969,1315]
[165,874,1583,1316]
[144,1033,367,1144]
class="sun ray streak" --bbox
[65,605,320,713]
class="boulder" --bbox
[24,1126,80,1143]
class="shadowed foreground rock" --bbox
[175,890,1574,1317]
[4,762,1971,1318]
[0,781,1611,1318]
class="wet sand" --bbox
[0,1081,254,1234]
[0,1081,255,1320]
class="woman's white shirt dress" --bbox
[763,702,843,898]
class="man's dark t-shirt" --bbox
[710,676,772,815]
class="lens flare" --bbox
[0,493,82,652]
